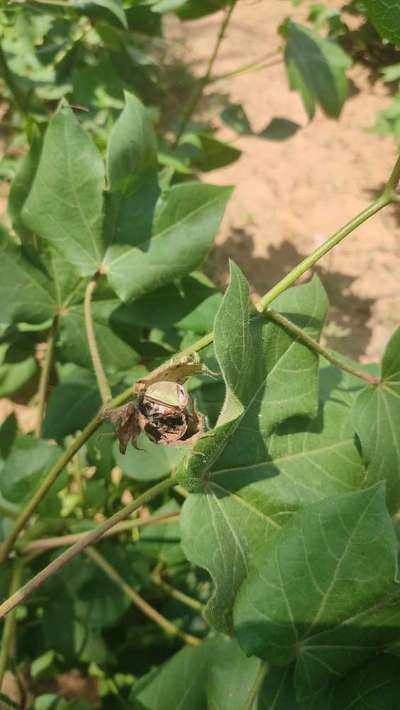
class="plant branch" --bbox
[84,277,112,405]
[20,512,179,553]
[0,43,28,116]
[152,571,204,613]
[35,317,58,438]
[86,547,200,646]
[0,561,23,689]
[244,661,269,710]
[209,55,283,84]
[0,413,103,564]
[385,153,400,195]
[2,151,400,565]
[174,0,237,144]
[258,194,391,310]
[266,308,380,385]
[0,477,175,619]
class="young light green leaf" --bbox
[105,183,232,301]
[284,21,352,118]
[130,637,261,709]
[234,485,399,701]
[352,328,400,512]
[107,91,157,190]
[22,104,105,276]
[179,269,331,632]
[0,233,56,325]
[366,0,400,46]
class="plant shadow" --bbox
[204,228,374,360]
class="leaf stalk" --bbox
[0,477,175,619]
[35,316,58,438]
[84,277,112,405]
[266,309,380,385]
[86,547,200,646]
[174,0,238,144]
[0,561,23,689]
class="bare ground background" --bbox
[167,0,399,363]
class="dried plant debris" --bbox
[104,354,215,452]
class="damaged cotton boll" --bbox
[103,354,216,452]
[138,381,205,447]
[101,402,145,454]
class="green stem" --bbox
[244,661,269,710]
[209,54,283,84]
[174,0,238,144]
[0,336,213,565]
[258,194,391,310]
[0,43,27,116]
[20,512,179,553]
[2,152,400,565]
[84,278,112,405]
[0,561,23,689]
[0,414,103,564]
[0,477,175,620]
[152,571,204,613]
[385,152,400,195]
[86,547,200,646]
[266,308,380,385]
[35,317,58,438]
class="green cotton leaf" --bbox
[320,655,400,709]
[0,233,56,325]
[177,0,234,20]
[0,436,62,504]
[179,268,330,633]
[107,91,158,190]
[138,500,184,565]
[105,182,232,301]
[72,0,127,28]
[114,438,185,482]
[69,542,150,628]
[111,272,222,334]
[8,128,43,246]
[258,666,299,709]
[284,21,352,118]
[352,328,400,513]
[180,133,242,172]
[234,485,400,702]
[130,637,261,709]
[22,104,105,277]
[43,367,101,440]
[220,103,252,135]
[366,0,400,45]
[0,343,37,398]
[58,299,141,374]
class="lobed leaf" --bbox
[0,233,56,325]
[22,105,105,276]
[284,21,352,118]
[234,485,400,701]
[366,0,400,46]
[352,328,400,512]
[105,182,232,301]
[179,265,332,632]
[130,637,261,709]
